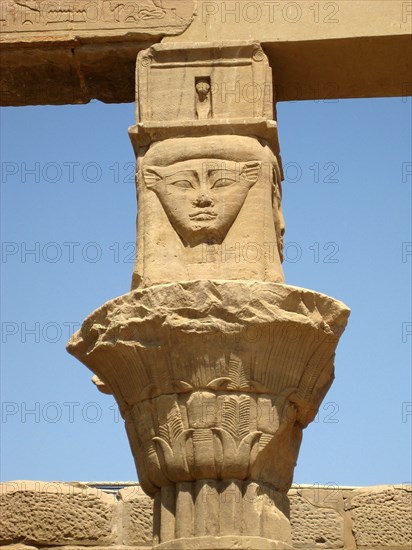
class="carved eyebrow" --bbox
[163,169,198,178]
[208,169,239,177]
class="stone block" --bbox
[346,485,412,547]
[119,486,153,546]
[0,0,195,44]
[0,0,196,106]
[0,481,116,546]
[47,547,148,550]
[289,488,345,548]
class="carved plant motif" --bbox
[153,430,194,483]
[207,357,252,391]
[212,429,262,479]
[221,395,251,441]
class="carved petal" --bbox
[212,428,262,479]
[153,429,193,483]
[206,377,232,390]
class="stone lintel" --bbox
[1,0,411,105]
[0,0,196,43]
[264,34,412,102]
[0,0,196,106]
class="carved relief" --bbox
[0,0,195,39]
[126,42,286,287]
[133,42,276,124]
[195,77,212,120]
[68,280,350,502]
[127,390,294,493]
[66,40,351,550]
[144,157,260,247]
[134,135,285,285]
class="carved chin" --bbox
[177,220,231,247]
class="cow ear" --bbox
[143,166,163,188]
[240,161,261,186]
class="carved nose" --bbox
[193,194,214,208]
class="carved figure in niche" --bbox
[195,77,212,119]
[140,136,285,255]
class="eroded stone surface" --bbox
[1,1,411,105]
[346,486,412,547]
[66,39,350,550]
[0,482,116,546]
[46,547,149,550]
[2,483,411,549]
[120,487,153,546]
[0,0,195,42]
[129,43,284,287]
[67,280,349,548]
[0,0,196,105]
[132,135,284,287]
[289,489,345,548]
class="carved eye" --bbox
[170,180,194,189]
[212,178,236,189]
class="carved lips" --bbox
[189,210,218,221]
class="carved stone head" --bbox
[141,136,283,248]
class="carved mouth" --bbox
[189,211,217,221]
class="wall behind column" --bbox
[0,482,411,549]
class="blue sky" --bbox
[1,96,411,487]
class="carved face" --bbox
[143,159,260,246]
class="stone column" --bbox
[67,41,350,550]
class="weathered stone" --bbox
[131,134,284,287]
[1,0,411,105]
[120,487,153,546]
[0,481,116,546]
[0,0,196,105]
[346,485,412,547]
[128,42,284,288]
[2,484,412,549]
[67,279,349,548]
[67,39,350,550]
[171,0,412,101]
[0,0,196,43]
[289,488,345,548]
[46,547,149,550]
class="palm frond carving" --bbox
[222,396,251,441]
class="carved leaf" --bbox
[222,396,250,441]
[238,397,251,440]
[212,428,262,478]
[153,430,193,482]
[158,423,169,443]
[222,398,239,441]
[258,433,273,451]
[228,357,249,390]
[167,403,184,446]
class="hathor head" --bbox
[140,135,283,248]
